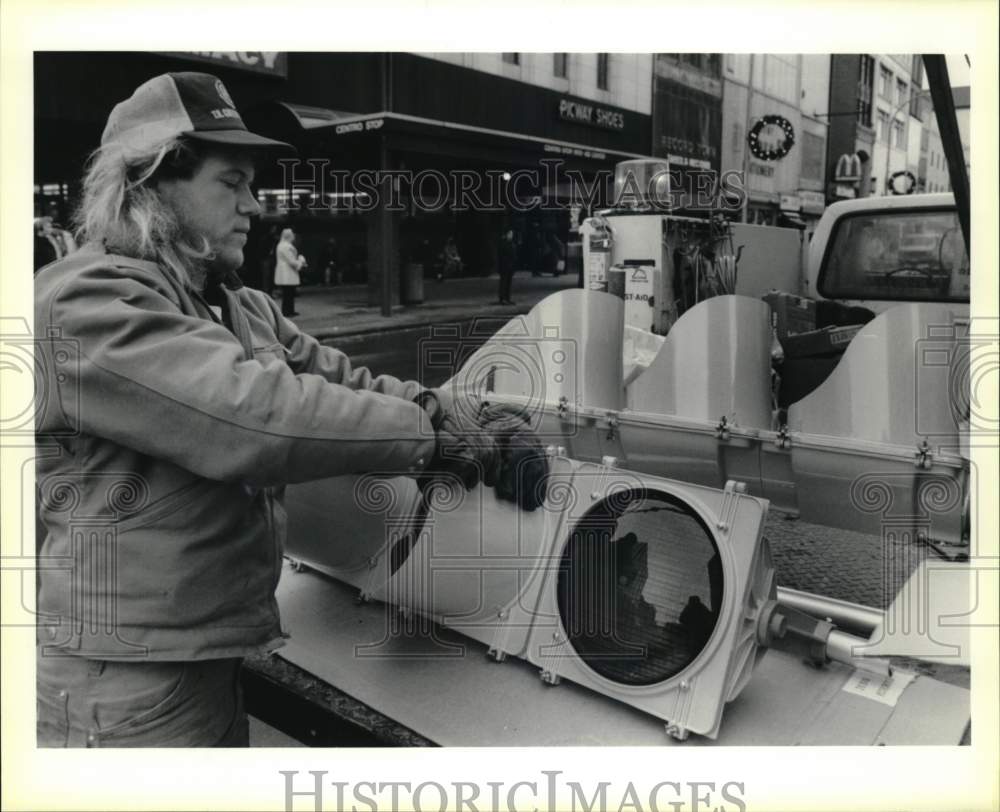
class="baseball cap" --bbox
[101,72,294,161]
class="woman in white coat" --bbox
[274,227,307,316]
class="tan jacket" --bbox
[274,240,305,286]
[34,247,434,660]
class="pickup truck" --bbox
[805,192,969,312]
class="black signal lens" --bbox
[557,489,723,686]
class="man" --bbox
[34,72,541,747]
[273,227,306,316]
[497,227,516,305]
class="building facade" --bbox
[720,54,830,230]
[34,51,654,306]
[823,54,971,200]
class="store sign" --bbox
[161,52,287,77]
[834,153,862,183]
[779,194,801,212]
[543,143,607,160]
[665,152,712,170]
[834,184,857,199]
[558,98,626,131]
[334,118,384,135]
[798,190,826,214]
[652,79,721,172]
[749,162,775,178]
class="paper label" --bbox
[587,253,607,282]
[842,668,916,707]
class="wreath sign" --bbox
[889,170,917,195]
[748,115,796,162]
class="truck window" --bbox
[819,209,970,303]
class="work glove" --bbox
[413,390,501,493]
[478,402,550,511]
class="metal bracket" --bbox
[605,411,619,440]
[664,722,689,742]
[557,395,570,420]
[487,607,513,663]
[715,415,730,440]
[775,424,791,450]
[717,479,746,531]
[539,670,562,686]
[914,440,933,469]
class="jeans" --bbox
[37,651,249,747]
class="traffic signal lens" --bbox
[556,490,723,686]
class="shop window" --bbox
[502,53,520,66]
[597,53,609,90]
[750,206,776,226]
[554,53,568,78]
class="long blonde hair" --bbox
[73,138,213,288]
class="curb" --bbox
[305,305,534,342]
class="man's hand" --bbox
[414,392,550,510]
[414,390,500,492]
[478,402,549,511]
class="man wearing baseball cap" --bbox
[34,72,540,747]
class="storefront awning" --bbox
[316,111,650,163]
[779,212,807,228]
[274,103,358,130]
[245,102,653,170]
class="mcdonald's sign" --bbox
[834,153,863,183]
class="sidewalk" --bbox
[286,271,578,340]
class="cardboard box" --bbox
[762,291,816,338]
[781,324,863,359]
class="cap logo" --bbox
[215,79,235,109]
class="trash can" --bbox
[401,262,424,304]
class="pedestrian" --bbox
[33,216,76,272]
[34,71,546,748]
[33,217,61,271]
[320,235,339,286]
[441,235,463,280]
[261,224,279,295]
[274,227,306,316]
[497,228,516,305]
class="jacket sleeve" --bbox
[258,291,426,402]
[38,266,435,486]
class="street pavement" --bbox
[287,270,579,340]
[284,270,934,612]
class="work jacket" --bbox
[34,246,435,660]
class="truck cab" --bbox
[806,193,969,313]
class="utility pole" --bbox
[882,89,929,196]
[741,54,755,223]
[378,52,394,317]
